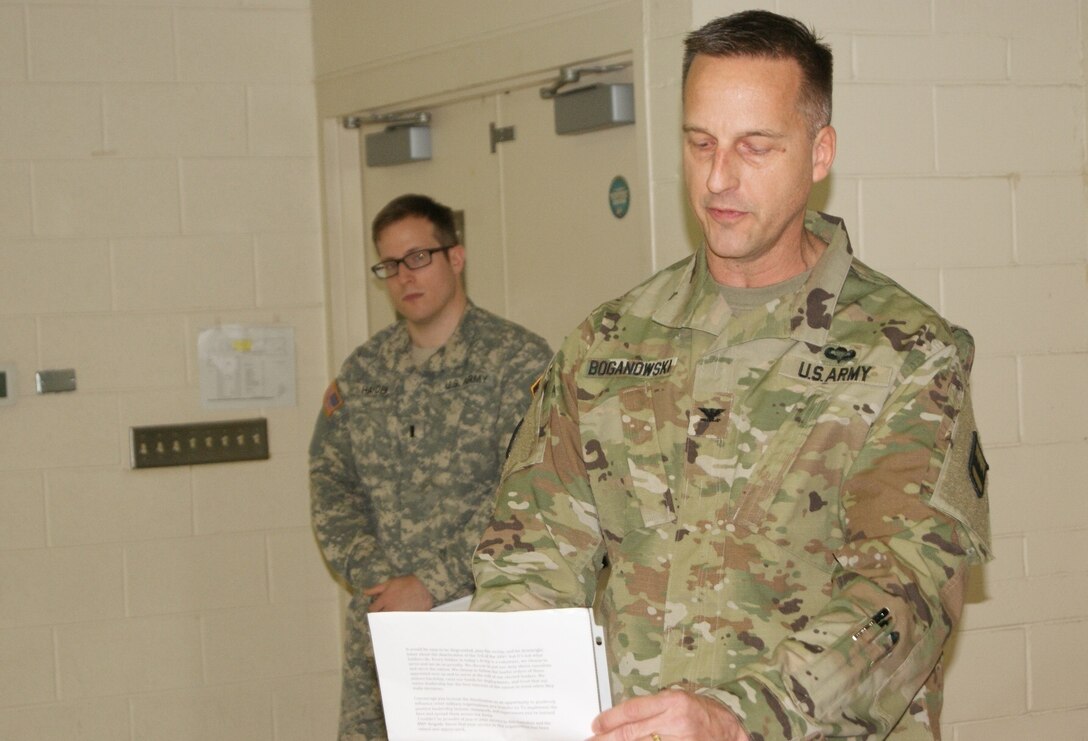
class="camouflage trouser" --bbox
[338,594,387,740]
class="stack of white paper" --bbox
[369,608,610,741]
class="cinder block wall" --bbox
[1,0,1085,738]
[0,1,341,738]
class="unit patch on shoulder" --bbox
[928,394,992,560]
[968,431,988,499]
[322,381,344,418]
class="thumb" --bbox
[362,581,387,596]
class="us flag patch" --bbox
[322,381,344,418]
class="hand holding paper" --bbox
[588,690,750,741]
[364,574,435,612]
[369,608,610,740]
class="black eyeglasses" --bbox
[370,246,455,279]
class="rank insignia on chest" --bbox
[689,405,730,438]
[322,381,344,417]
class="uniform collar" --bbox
[383,302,481,373]
[650,211,854,346]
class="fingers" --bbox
[590,691,747,741]
[592,693,669,734]
[363,575,434,612]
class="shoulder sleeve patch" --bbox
[501,371,550,479]
[968,430,988,499]
[929,391,992,561]
[322,380,344,418]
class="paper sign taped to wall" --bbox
[198,325,296,409]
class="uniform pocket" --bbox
[730,389,831,532]
[582,385,678,539]
[618,385,678,533]
[783,606,901,726]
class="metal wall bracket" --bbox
[489,122,516,153]
[343,110,431,130]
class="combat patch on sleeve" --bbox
[501,370,550,479]
[929,392,992,560]
[968,431,988,499]
[322,380,344,418]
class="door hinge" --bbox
[489,122,515,153]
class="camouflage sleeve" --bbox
[701,332,992,738]
[308,383,395,591]
[496,336,555,458]
[471,328,606,612]
[413,336,554,605]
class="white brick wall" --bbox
[0,0,337,738]
[2,0,1084,738]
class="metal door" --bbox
[496,76,647,345]
[357,65,648,349]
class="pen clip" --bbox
[851,607,891,641]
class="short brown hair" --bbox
[371,194,458,250]
[683,10,833,137]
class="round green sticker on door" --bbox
[609,175,630,219]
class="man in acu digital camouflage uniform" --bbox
[471,11,991,740]
[310,193,551,740]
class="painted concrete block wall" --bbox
[3,0,1084,737]
[0,1,339,739]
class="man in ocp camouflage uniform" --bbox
[310,194,551,740]
[471,11,991,741]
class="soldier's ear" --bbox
[448,244,466,275]
[812,125,836,183]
